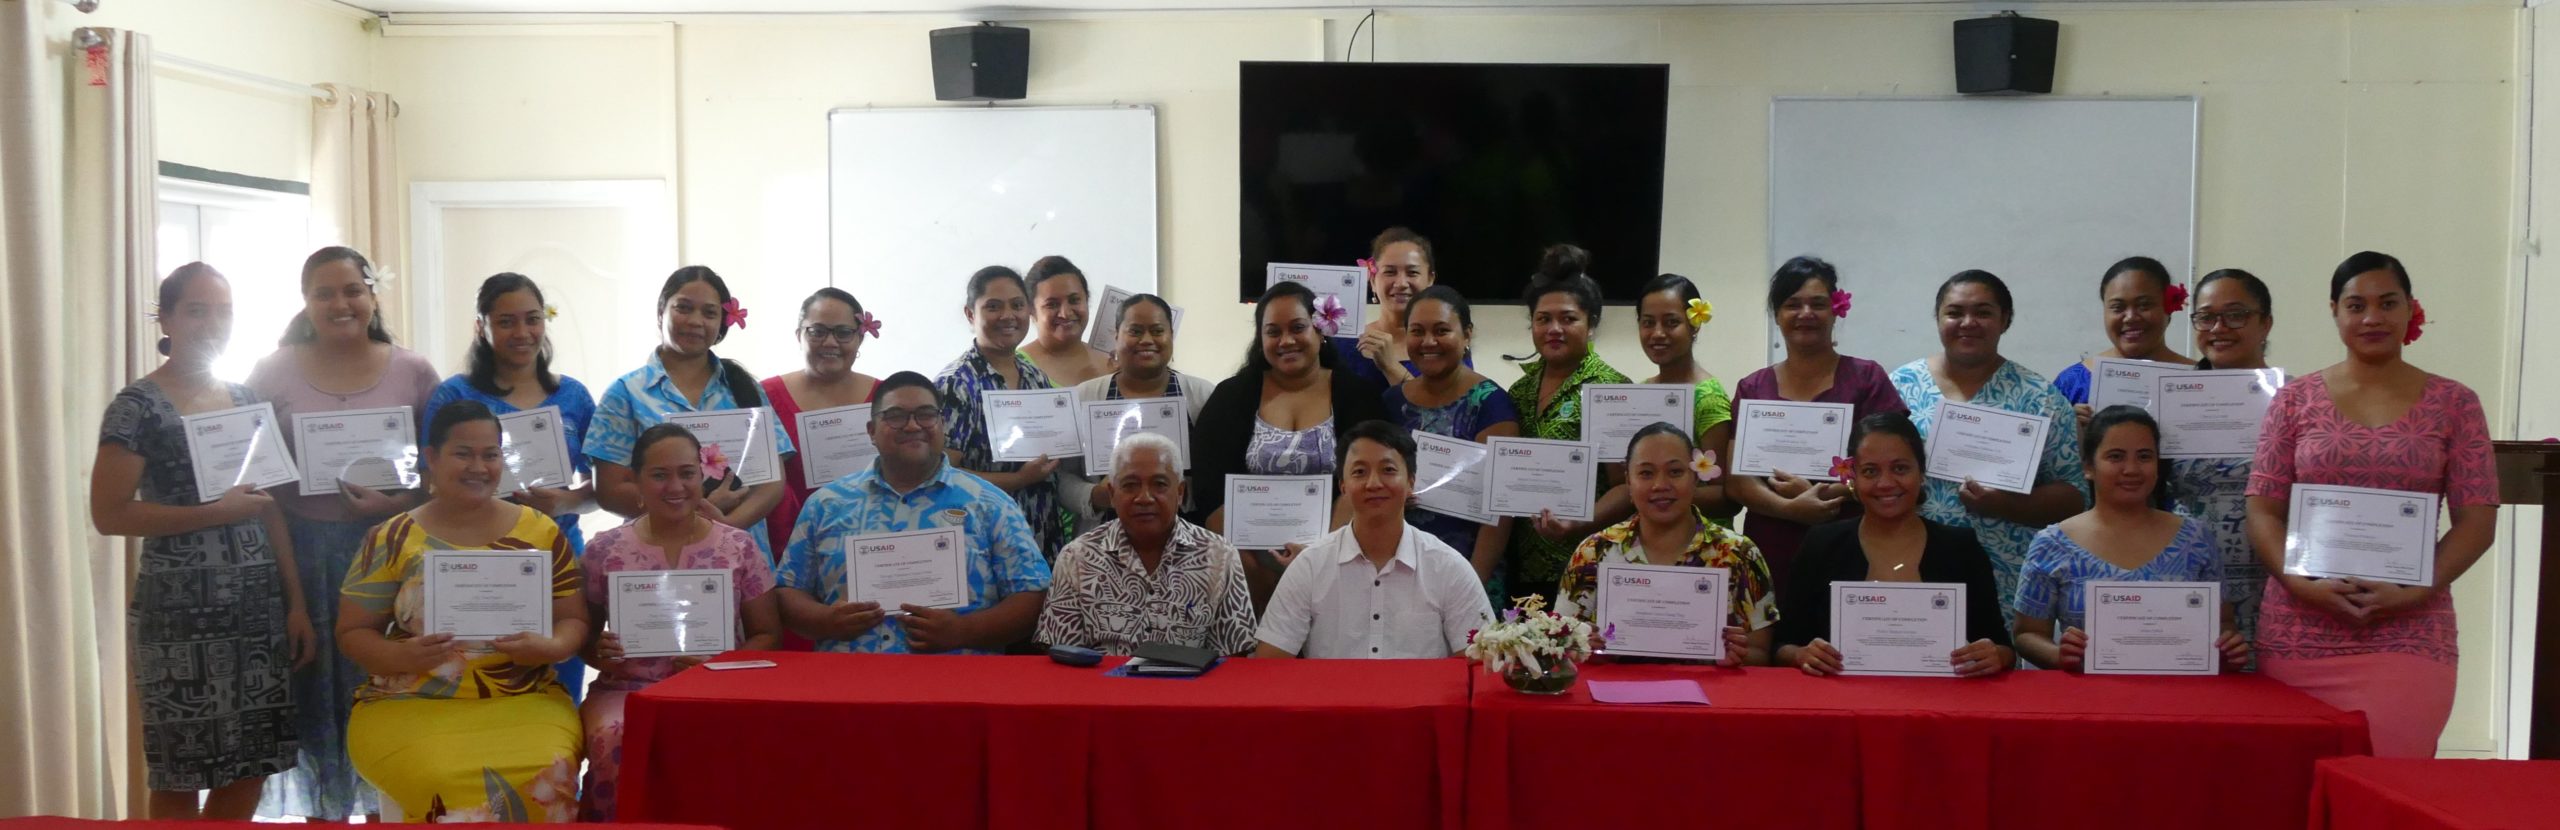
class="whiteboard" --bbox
[1768,97,2197,379]
[828,106,1158,379]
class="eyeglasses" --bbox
[875,408,946,428]
[2191,309,2263,330]
[802,325,862,343]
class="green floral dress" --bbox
[1503,350,1629,594]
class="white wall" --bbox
[377,5,2526,754]
[52,0,374,183]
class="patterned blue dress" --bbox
[585,352,795,559]
[937,345,1071,558]
[2013,516,2222,632]
[1889,359,2091,619]
[778,462,1054,653]
[1386,379,1519,602]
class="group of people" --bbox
[91,230,2495,823]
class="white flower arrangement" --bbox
[1462,595,1605,678]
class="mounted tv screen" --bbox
[1239,60,1670,304]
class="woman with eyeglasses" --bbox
[761,288,883,558]
[2166,269,2281,646]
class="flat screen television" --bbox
[1238,61,1670,304]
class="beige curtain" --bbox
[311,84,402,332]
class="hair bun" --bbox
[1536,244,1591,282]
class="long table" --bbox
[622,653,2368,830]
[2309,757,2560,830]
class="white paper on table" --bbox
[981,388,1085,462]
[1265,263,1367,337]
[1923,400,2049,495]
[421,549,553,641]
[1222,474,1333,549]
[610,569,737,658]
[1830,581,1965,677]
[1081,397,1190,476]
[669,407,784,487]
[1410,431,1495,526]
[2082,580,2219,676]
[1484,437,1599,521]
[292,406,420,496]
[2150,369,2284,459]
[796,403,877,485]
[1595,563,1729,661]
[2284,483,2439,586]
[1730,400,1856,480]
[2089,358,2192,411]
[495,406,577,493]
[846,526,969,610]
[180,402,300,502]
[1581,384,1695,463]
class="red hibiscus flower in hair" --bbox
[1829,289,1853,319]
[2164,283,2189,314]
[2402,299,2426,346]
[721,298,749,330]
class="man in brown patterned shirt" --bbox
[1036,433,1255,655]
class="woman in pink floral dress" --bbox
[578,423,783,819]
[2244,251,2498,758]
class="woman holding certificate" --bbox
[1729,257,1906,591]
[339,401,589,823]
[1064,293,1214,535]
[1888,270,2090,619]
[2243,251,2497,758]
[248,246,439,821]
[1555,424,1776,665]
[577,424,780,820]
[587,267,791,560]
[1505,245,1633,608]
[1191,280,1390,607]
[1619,273,1738,523]
[1777,414,2013,678]
[2052,256,2194,432]
[760,288,883,559]
[1336,227,1454,388]
[2166,269,2280,646]
[1385,286,1519,597]
[91,265,310,819]
[1020,256,1116,387]
[937,265,1073,558]
[2012,406,2249,672]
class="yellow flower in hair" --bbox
[543,305,560,321]
[1685,297,1714,328]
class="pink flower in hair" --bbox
[1830,290,1854,319]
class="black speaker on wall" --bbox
[930,23,1029,101]
[1953,13,2057,95]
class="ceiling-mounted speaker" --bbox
[1954,13,2057,95]
[930,23,1029,102]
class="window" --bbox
[156,174,311,382]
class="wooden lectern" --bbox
[2495,440,2560,759]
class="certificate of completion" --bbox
[1265,263,1366,335]
[2285,484,2439,586]
[1411,431,1494,526]
[670,408,783,486]
[1084,285,1184,355]
[1485,437,1600,521]
[981,388,1085,462]
[1596,563,1729,661]
[2151,369,2283,459]
[421,550,553,641]
[1731,400,1856,480]
[181,402,299,502]
[1831,581,1965,676]
[1081,397,1189,476]
[2083,580,2219,676]
[292,406,419,496]
[846,527,968,610]
[796,403,877,485]
[1923,400,2049,495]
[2089,358,2191,411]
[1223,474,1333,549]
[495,406,575,493]
[1581,384,1695,462]
[609,569,736,658]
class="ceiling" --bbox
[350,0,2375,15]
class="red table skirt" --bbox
[621,652,1469,830]
[1470,663,2372,830]
[0,820,716,830]
[2309,757,2560,829]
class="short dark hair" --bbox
[1370,226,1436,272]
[1408,284,1473,334]
[1522,244,1603,326]
[467,272,559,398]
[1640,272,1702,313]
[425,399,500,450]
[967,265,1027,305]
[1335,419,1417,482]
[281,246,396,347]
[2193,268,2274,370]
[2330,251,2412,302]
[2083,404,2171,509]
[1935,270,2015,320]
[1024,255,1089,299]
[631,422,702,469]
[1767,255,1839,314]
[1848,412,1927,474]
[868,371,943,421]
[1624,420,1693,463]
[1242,280,1342,376]
[2099,256,2175,299]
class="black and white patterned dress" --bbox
[100,379,299,791]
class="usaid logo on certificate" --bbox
[2167,381,2208,394]
[991,398,1025,410]
[1750,409,1786,420]
[1595,391,1632,405]
[1947,410,1984,425]
[195,422,222,436]
[2308,496,2354,510]
[2104,365,2143,380]
[440,561,477,573]
[813,415,843,429]
[2099,592,2141,605]
[1844,593,1891,605]
[627,580,659,592]
[1610,574,1653,588]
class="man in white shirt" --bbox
[1254,421,1495,658]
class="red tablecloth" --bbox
[1469,664,2372,830]
[2309,757,2560,829]
[0,820,716,830]
[620,652,1469,830]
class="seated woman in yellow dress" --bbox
[338,400,591,823]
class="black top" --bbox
[1776,518,2013,649]
[1185,364,1389,526]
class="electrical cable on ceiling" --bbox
[1345,9,1375,63]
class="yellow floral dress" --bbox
[1553,508,1780,634]
[343,505,583,823]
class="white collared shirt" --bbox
[1253,522,1495,659]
